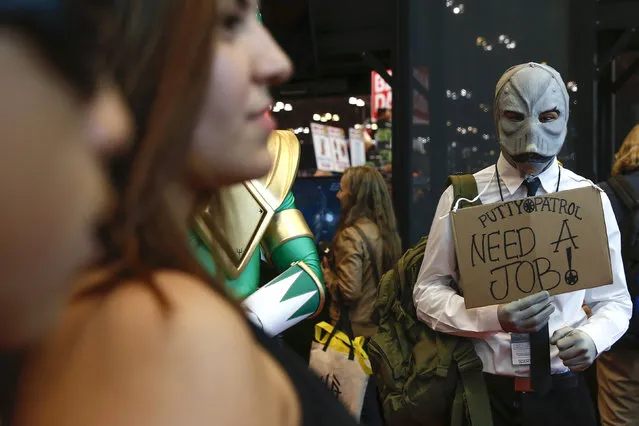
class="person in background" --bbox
[413,62,632,426]
[323,165,402,426]
[14,1,361,425]
[597,124,639,426]
[0,0,131,349]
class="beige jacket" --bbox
[325,218,382,338]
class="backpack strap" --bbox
[447,174,480,210]
[352,224,382,285]
[608,175,639,212]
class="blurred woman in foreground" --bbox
[0,0,131,349]
[14,1,360,425]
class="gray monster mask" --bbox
[494,63,570,171]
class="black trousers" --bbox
[361,339,385,426]
[360,376,384,426]
[483,373,596,426]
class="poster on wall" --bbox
[328,126,350,172]
[311,123,335,172]
[349,128,367,167]
[371,68,431,125]
[371,70,392,122]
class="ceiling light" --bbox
[313,114,321,121]
[284,103,292,111]
[332,114,340,121]
[275,101,284,109]
[349,97,357,105]
[356,99,365,107]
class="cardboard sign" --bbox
[311,123,335,172]
[451,186,612,309]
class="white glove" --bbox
[550,327,597,372]
[497,291,555,333]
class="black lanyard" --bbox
[495,163,562,202]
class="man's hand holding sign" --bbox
[452,186,607,372]
[412,63,632,425]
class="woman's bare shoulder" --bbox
[14,271,299,426]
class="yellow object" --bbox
[262,209,313,259]
[314,321,373,375]
[193,131,301,279]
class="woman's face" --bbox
[337,176,350,208]
[0,31,131,347]
[189,0,293,188]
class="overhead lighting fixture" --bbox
[371,123,379,130]
[332,114,340,121]
[349,97,357,105]
[284,103,292,111]
[320,117,328,123]
[313,114,321,121]
[275,101,284,110]
[303,127,310,134]
[356,99,365,107]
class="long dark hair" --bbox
[0,0,114,99]
[337,166,402,272]
[89,0,227,301]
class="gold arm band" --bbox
[297,261,326,318]
[261,209,314,260]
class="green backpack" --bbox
[367,174,493,426]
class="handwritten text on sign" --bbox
[451,186,612,309]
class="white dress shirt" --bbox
[413,154,632,376]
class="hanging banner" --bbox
[328,126,350,172]
[311,123,335,172]
[451,186,613,309]
[371,70,392,122]
[349,128,367,167]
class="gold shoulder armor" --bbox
[258,130,301,207]
[192,131,301,279]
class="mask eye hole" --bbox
[504,111,525,122]
[539,109,560,123]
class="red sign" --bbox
[371,70,392,121]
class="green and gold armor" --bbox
[191,130,325,336]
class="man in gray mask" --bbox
[496,63,570,177]
[413,62,632,426]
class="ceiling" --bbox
[261,0,394,99]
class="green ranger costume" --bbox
[190,130,325,336]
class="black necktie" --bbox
[524,177,552,394]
